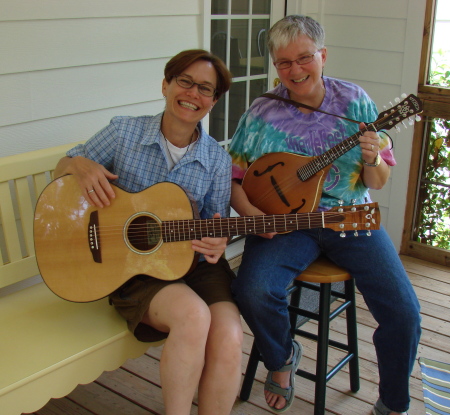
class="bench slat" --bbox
[0,182,23,265]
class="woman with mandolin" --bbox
[53,49,243,415]
[229,16,421,415]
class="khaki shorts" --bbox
[109,257,236,342]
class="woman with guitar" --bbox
[53,50,242,415]
[229,16,421,415]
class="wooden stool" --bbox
[240,257,360,415]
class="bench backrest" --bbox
[0,142,82,290]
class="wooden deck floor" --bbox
[29,255,449,415]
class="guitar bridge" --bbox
[88,211,102,263]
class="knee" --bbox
[207,325,243,368]
[174,301,211,343]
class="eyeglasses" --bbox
[273,50,321,70]
[173,75,216,97]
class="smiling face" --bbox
[162,60,218,127]
[273,33,327,107]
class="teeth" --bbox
[293,76,308,83]
[180,101,198,111]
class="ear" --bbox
[162,78,168,97]
[320,47,328,66]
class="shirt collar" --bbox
[139,111,212,172]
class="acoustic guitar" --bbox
[34,175,379,302]
[242,94,423,215]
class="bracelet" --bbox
[363,153,381,167]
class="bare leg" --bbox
[141,283,211,415]
[197,302,243,415]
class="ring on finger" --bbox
[371,144,374,151]
[88,189,95,194]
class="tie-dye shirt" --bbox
[229,77,396,210]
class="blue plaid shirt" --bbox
[67,112,231,220]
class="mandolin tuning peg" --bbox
[415,114,422,122]
[395,125,401,132]
[408,117,415,125]
[401,120,407,129]
[401,93,407,99]
[394,97,401,103]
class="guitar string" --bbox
[87,212,374,242]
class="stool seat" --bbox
[297,257,350,283]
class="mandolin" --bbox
[242,94,423,215]
[34,175,379,302]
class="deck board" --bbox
[30,255,450,415]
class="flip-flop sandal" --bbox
[264,339,303,413]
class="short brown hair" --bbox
[164,49,232,100]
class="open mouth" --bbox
[179,101,199,111]
[292,75,309,84]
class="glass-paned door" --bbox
[209,0,284,148]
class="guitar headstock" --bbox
[374,94,423,132]
[327,203,380,236]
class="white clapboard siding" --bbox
[323,0,409,18]
[325,15,407,52]
[0,101,166,156]
[1,0,200,21]
[0,16,199,75]
[1,59,167,126]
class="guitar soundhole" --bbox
[127,214,161,252]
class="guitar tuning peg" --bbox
[401,120,407,129]
[340,232,346,238]
[401,93,407,99]
[394,97,401,103]
[389,101,394,107]
[351,199,356,205]
[395,125,401,132]
[383,105,388,111]
[408,116,415,125]
[366,230,372,236]
[415,114,422,122]
[354,230,359,237]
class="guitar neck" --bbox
[162,205,377,242]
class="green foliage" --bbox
[415,51,450,249]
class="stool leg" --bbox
[240,341,261,400]
[345,279,360,392]
[289,283,302,336]
[314,283,332,415]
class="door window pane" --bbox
[231,0,249,14]
[250,78,268,103]
[250,20,270,75]
[230,20,248,77]
[212,0,228,15]
[209,98,226,142]
[228,82,247,140]
[211,20,228,65]
[253,0,271,14]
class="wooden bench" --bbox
[0,143,159,415]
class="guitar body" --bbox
[242,152,331,214]
[34,176,197,302]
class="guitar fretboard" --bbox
[162,211,344,242]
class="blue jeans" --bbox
[232,226,421,412]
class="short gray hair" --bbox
[267,15,325,58]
